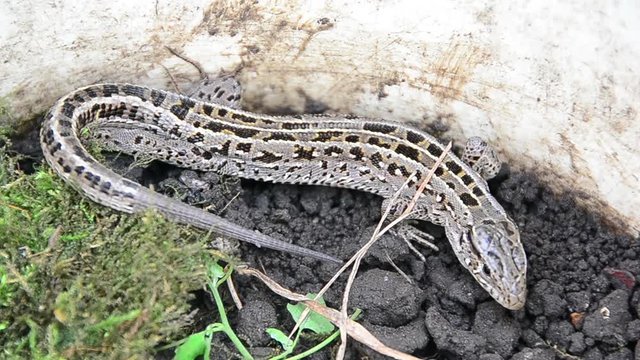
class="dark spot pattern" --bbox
[427,143,443,157]
[387,163,410,177]
[231,113,257,123]
[294,146,316,160]
[370,152,384,168]
[406,131,425,144]
[102,84,119,97]
[43,129,55,145]
[182,97,196,109]
[61,102,76,118]
[170,104,189,120]
[168,125,181,137]
[201,121,259,138]
[312,131,343,142]
[99,181,112,194]
[233,128,260,138]
[324,145,343,156]
[210,140,231,156]
[72,94,85,103]
[202,121,223,132]
[367,137,391,149]
[395,143,420,162]
[236,142,252,153]
[121,85,145,98]
[265,132,296,141]
[202,104,214,116]
[446,161,462,175]
[349,147,364,161]
[282,122,310,130]
[363,122,396,134]
[186,132,205,143]
[150,89,167,106]
[459,193,479,206]
[85,87,98,98]
[83,171,101,187]
[50,142,62,155]
[461,174,474,186]
[112,189,135,199]
[253,151,283,163]
[59,119,72,128]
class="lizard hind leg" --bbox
[461,136,501,180]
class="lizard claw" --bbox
[390,223,439,262]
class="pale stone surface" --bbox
[1,0,637,235]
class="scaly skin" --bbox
[41,83,527,309]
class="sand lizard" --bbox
[40,78,527,310]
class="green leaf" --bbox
[266,328,294,351]
[286,294,335,335]
[209,262,225,281]
[174,330,208,360]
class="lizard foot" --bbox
[461,136,501,180]
[390,223,439,262]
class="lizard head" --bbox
[448,217,527,310]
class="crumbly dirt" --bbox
[12,127,640,359]
[149,161,640,360]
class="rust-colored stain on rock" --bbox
[430,42,490,103]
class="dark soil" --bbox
[12,127,640,360]
[151,160,640,360]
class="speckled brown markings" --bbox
[42,83,527,310]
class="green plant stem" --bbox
[271,308,362,360]
[289,309,361,360]
[268,330,301,360]
[209,269,253,360]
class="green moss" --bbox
[0,96,14,129]
[0,146,215,359]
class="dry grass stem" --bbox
[236,266,421,360]
[335,141,452,359]
[227,276,243,310]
